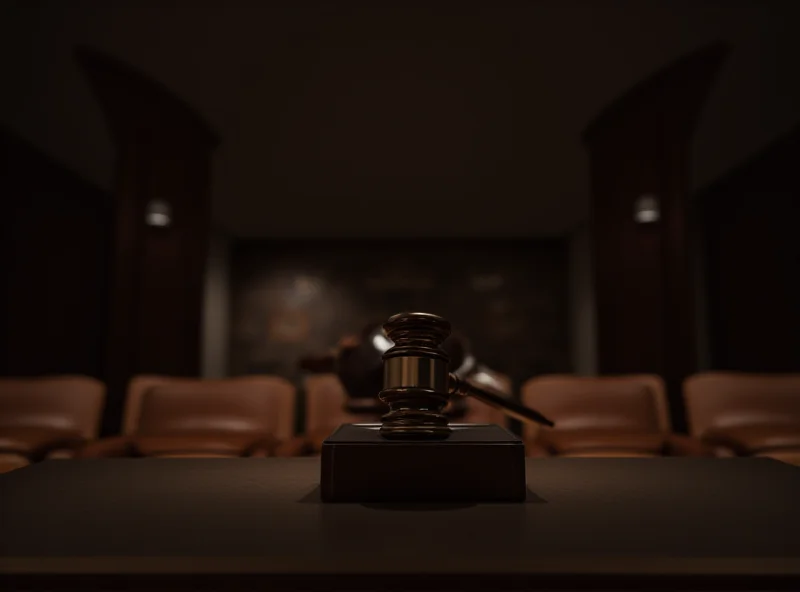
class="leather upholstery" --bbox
[0,376,105,439]
[305,374,376,435]
[123,376,296,442]
[284,374,380,457]
[522,375,670,437]
[560,451,657,458]
[521,375,707,457]
[79,433,276,458]
[533,429,710,457]
[461,369,513,426]
[755,450,800,465]
[0,376,105,469]
[684,372,800,435]
[0,426,86,460]
[0,452,29,473]
[80,376,295,458]
[684,372,800,464]
[77,436,135,458]
[537,428,667,455]
[701,425,800,455]
[134,433,274,457]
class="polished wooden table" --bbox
[1,457,799,590]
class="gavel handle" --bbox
[449,374,555,428]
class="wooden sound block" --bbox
[320,423,526,503]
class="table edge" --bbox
[3,556,800,576]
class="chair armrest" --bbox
[710,445,737,457]
[525,439,551,457]
[701,425,800,456]
[273,427,345,457]
[77,436,136,458]
[45,446,84,460]
[0,452,30,473]
[272,436,314,458]
[0,427,86,462]
[245,434,283,457]
[535,429,667,456]
[80,433,288,458]
[665,434,714,457]
[135,433,274,457]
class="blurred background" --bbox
[0,0,798,465]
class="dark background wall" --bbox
[699,125,800,372]
[0,127,111,380]
[229,240,571,388]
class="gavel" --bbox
[318,312,552,501]
[300,318,474,417]
[377,311,553,438]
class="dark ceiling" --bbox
[2,0,799,237]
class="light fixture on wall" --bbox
[634,194,660,223]
[145,199,172,227]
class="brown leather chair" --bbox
[294,374,371,456]
[684,372,800,465]
[0,376,105,472]
[79,375,295,458]
[285,371,514,457]
[460,369,513,427]
[521,374,708,457]
[0,453,30,473]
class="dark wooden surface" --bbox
[1,458,799,590]
[321,424,526,502]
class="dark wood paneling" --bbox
[0,128,111,378]
[583,44,729,431]
[701,126,800,372]
[76,48,218,434]
[229,239,571,389]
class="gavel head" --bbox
[378,312,454,439]
[337,320,468,398]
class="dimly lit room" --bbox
[1,0,799,590]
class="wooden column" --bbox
[583,44,728,431]
[76,48,219,434]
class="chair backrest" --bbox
[461,369,513,427]
[0,453,29,474]
[520,374,670,442]
[304,374,374,438]
[124,376,296,442]
[0,376,105,439]
[684,372,800,437]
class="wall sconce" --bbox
[145,199,172,227]
[634,194,660,223]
